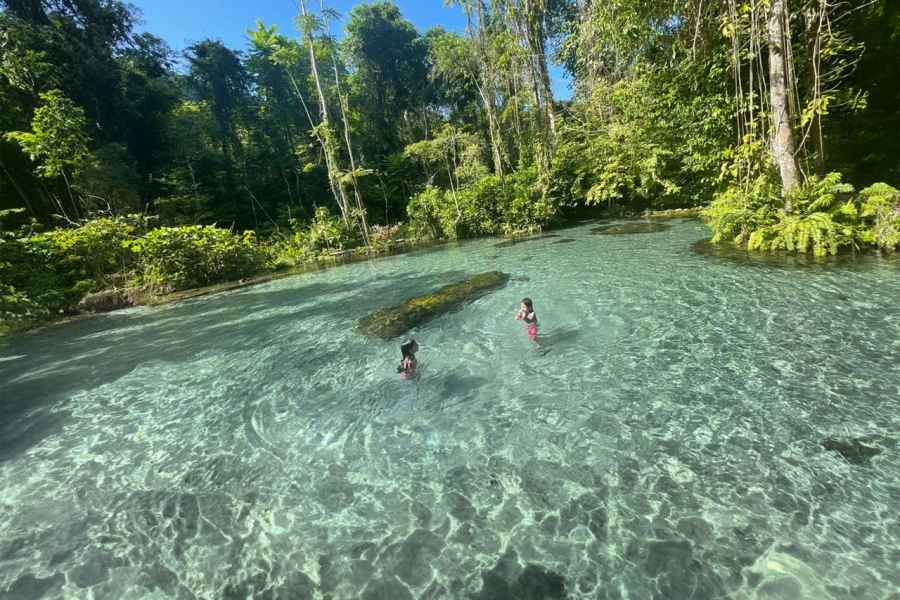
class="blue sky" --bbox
[127,0,572,99]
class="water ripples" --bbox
[1,220,899,598]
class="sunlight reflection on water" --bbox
[1,220,899,599]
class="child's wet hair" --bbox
[521,297,534,311]
[400,339,417,357]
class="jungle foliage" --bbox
[1,0,898,330]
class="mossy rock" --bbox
[77,288,134,313]
[357,271,510,339]
[591,222,672,235]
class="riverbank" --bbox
[0,236,449,338]
[0,211,704,338]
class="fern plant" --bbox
[858,183,900,251]
[704,172,900,256]
[747,212,847,256]
[702,175,780,245]
[748,173,857,256]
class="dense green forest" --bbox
[1,0,898,330]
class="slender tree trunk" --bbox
[512,0,554,178]
[768,0,801,204]
[535,50,557,138]
[523,0,557,139]
[475,83,505,177]
[280,169,296,207]
[186,159,203,220]
[805,5,825,176]
[60,169,82,219]
[0,152,36,217]
[466,0,505,177]
[298,0,351,224]
[331,57,370,244]
[282,67,334,220]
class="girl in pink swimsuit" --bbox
[515,297,538,341]
[397,339,419,379]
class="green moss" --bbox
[357,271,510,339]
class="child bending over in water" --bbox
[397,339,419,379]
[515,297,538,341]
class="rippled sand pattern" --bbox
[1,220,899,599]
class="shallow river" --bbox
[1,220,899,599]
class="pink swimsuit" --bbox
[523,312,538,339]
[399,356,417,379]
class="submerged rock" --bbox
[494,237,538,249]
[821,437,882,465]
[357,271,510,339]
[551,238,577,244]
[591,222,672,235]
[494,232,558,248]
[77,288,133,313]
[642,207,703,219]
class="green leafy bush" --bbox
[270,207,358,268]
[0,216,139,322]
[406,168,555,240]
[406,185,452,239]
[28,217,138,283]
[129,225,269,290]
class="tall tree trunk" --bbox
[474,82,505,177]
[331,57,370,245]
[523,0,557,139]
[465,0,505,177]
[768,0,802,205]
[298,0,351,224]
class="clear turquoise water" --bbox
[1,220,899,599]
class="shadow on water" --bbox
[691,239,900,271]
[538,327,581,346]
[534,327,582,357]
[493,233,562,249]
[421,371,491,411]
[0,268,471,462]
[591,221,672,235]
[551,218,609,232]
